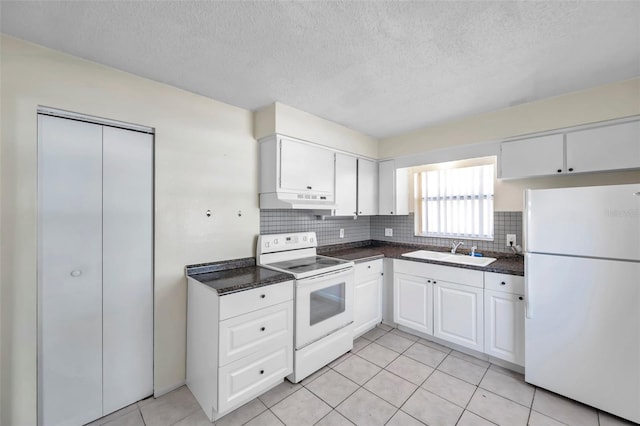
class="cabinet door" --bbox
[566,120,640,174]
[102,127,153,414]
[378,161,409,216]
[334,153,358,216]
[353,273,383,337]
[393,273,432,335]
[280,138,334,194]
[433,281,483,351]
[38,115,104,426]
[501,134,564,178]
[484,290,524,366]
[357,158,378,215]
[378,160,395,215]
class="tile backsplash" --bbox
[371,212,522,253]
[260,209,371,246]
[260,210,522,253]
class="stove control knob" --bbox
[310,237,314,243]
[264,242,270,248]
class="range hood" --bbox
[259,191,337,211]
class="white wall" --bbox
[255,102,379,158]
[0,36,258,425]
[381,78,640,210]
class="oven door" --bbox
[295,267,354,349]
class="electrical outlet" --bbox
[339,228,344,238]
[385,228,393,237]
[506,234,516,247]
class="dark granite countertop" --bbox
[185,257,293,296]
[319,241,524,276]
[187,241,523,296]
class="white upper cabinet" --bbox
[500,134,564,178]
[334,153,358,216]
[378,160,409,216]
[566,120,640,174]
[500,118,640,179]
[259,135,336,209]
[280,137,334,194]
[357,158,378,215]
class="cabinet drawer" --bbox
[355,259,383,278]
[218,344,292,414]
[394,259,483,288]
[219,301,293,366]
[484,272,524,294]
[219,281,293,320]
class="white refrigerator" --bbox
[524,183,640,423]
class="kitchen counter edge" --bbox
[186,257,294,296]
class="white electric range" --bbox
[257,232,354,383]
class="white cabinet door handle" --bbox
[70,270,82,277]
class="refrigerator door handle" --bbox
[525,274,532,319]
[525,253,532,319]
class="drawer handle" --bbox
[260,326,266,332]
[500,281,506,285]
[367,265,371,269]
[427,279,431,283]
[260,370,265,375]
[433,280,437,284]
[260,294,266,299]
[519,296,524,300]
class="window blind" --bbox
[415,164,494,240]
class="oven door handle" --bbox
[300,267,353,281]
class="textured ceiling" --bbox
[1,1,639,138]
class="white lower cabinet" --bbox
[353,260,383,337]
[394,273,433,335]
[484,272,525,366]
[187,279,294,421]
[393,260,524,362]
[434,281,484,352]
[218,345,291,413]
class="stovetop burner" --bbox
[268,255,350,274]
[257,232,354,279]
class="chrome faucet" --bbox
[450,241,465,254]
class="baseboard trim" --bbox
[154,380,186,398]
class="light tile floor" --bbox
[91,325,638,426]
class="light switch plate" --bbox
[385,228,393,237]
[339,229,344,238]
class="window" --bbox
[414,162,494,240]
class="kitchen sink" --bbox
[401,250,497,267]
[401,250,451,261]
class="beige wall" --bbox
[0,36,258,425]
[382,78,640,210]
[255,102,379,158]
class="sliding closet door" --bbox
[38,115,103,426]
[102,126,153,413]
